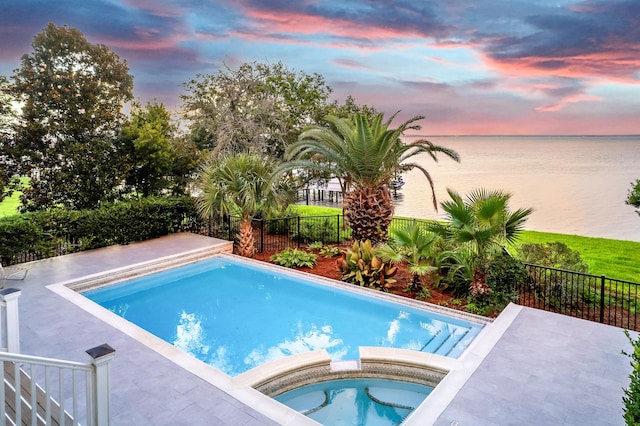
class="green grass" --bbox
[512,230,640,283]
[291,204,640,283]
[0,178,27,217]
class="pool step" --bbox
[421,326,473,356]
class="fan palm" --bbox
[430,188,533,294]
[196,152,295,257]
[377,224,438,292]
[281,112,459,244]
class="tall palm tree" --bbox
[196,152,295,257]
[281,112,459,244]
[430,188,533,294]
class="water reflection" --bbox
[243,322,348,371]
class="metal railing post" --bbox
[86,344,116,426]
[260,219,265,253]
[0,288,21,353]
[297,216,301,248]
[337,215,340,243]
[599,275,606,324]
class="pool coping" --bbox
[47,251,514,426]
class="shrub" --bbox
[0,196,201,263]
[319,246,341,258]
[517,242,588,272]
[336,240,397,290]
[270,248,317,268]
[623,330,640,425]
[307,241,323,250]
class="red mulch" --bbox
[250,243,469,314]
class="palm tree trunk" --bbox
[237,217,256,257]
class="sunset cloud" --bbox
[0,0,638,134]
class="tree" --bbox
[377,224,438,292]
[8,23,133,210]
[119,101,183,197]
[180,61,332,159]
[195,153,295,257]
[430,188,533,295]
[0,75,20,201]
[281,112,460,244]
[627,180,640,216]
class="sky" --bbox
[0,0,639,135]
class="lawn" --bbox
[290,204,640,283]
[0,179,25,217]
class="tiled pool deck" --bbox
[8,233,634,425]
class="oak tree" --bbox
[181,61,332,159]
[9,23,133,210]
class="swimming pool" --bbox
[84,256,484,376]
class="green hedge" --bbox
[0,196,202,264]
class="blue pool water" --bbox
[85,257,483,376]
[275,378,432,426]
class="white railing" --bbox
[0,288,115,425]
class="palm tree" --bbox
[281,112,459,244]
[430,188,533,294]
[377,224,438,292]
[196,152,295,257]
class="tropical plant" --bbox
[281,112,459,244]
[270,248,317,268]
[196,153,295,257]
[377,224,438,292]
[430,188,533,295]
[336,240,397,290]
[319,246,341,258]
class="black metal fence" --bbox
[209,214,433,253]
[520,263,640,331]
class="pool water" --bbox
[85,256,482,376]
[275,378,432,426]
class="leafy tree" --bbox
[8,23,133,210]
[195,153,295,257]
[281,112,459,244]
[377,224,438,292]
[0,75,20,201]
[119,101,184,197]
[430,188,533,295]
[628,180,640,216]
[181,61,332,159]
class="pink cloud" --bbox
[243,9,425,42]
[536,93,603,112]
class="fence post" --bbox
[260,219,265,253]
[0,288,21,353]
[297,216,301,248]
[86,343,116,426]
[337,215,340,243]
[599,275,606,323]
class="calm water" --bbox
[395,135,640,242]
[276,378,432,426]
[85,257,483,376]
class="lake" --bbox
[394,135,640,242]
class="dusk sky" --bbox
[1,0,639,135]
